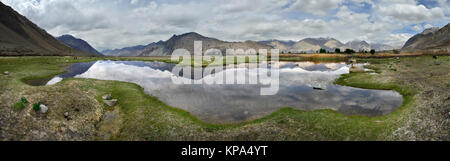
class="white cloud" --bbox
[436,0,450,15]
[130,0,139,5]
[288,0,343,16]
[412,25,423,31]
[378,3,445,23]
[2,0,110,32]
[384,33,412,48]
[0,0,448,50]
[424,24,435,29]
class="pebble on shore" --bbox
[103,99,118,107]
[102,94,112,100]
[40,104,48,114]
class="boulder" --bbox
[40,104,48,114]
[102,94,112,100]
[312,83,327,90]
[103,99,118,107]
[3,71,8,75]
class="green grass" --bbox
[1,55,446,140]
[32,102,40,111]
[13,96,29,110]
[73,77,406,140]
[14,102,25,109]
[21,97,28,104]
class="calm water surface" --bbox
[46,60,403,123]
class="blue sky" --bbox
[1,0,449,50]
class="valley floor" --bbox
[0,55,448,140]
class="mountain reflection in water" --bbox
[46,60,403,123]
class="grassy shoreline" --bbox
[0,55,448,140]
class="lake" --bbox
[45,60,403,123]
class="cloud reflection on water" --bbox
[55,60,402,123]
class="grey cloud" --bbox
[3,0,110,33]
[287,0,343,16]
[1,0,448,50]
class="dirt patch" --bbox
[95,106,123,140]
[0,80,104,140]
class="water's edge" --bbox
[21,60,406,125]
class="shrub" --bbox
[335,48,341,53]
[33,103,41,111]
[393,50,400,54]
[21,97,28,104]
[344,49,355,54]
[370,49,376,55]
[14,102,25,109]
[319,48,327,53]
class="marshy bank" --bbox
[30,60,403,123]
[0,56,448,140]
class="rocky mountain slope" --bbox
[261,38,393,53]
[258,40,296,51]
[56,35,102,56]
[0,2,96,56]
[345,40,371,51]
[101,44,149,57]
[370,43,396,51]
[402,23,450,51]
[103,32,272,56]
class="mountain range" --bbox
[56,34,102,56]
[0,2,96,56]
[103,32,272,56]
[103,34,397,56]
[402,23,450,51]
[259,38,395,54]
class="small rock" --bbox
[313,84,327,90]
[313,87,325,90]
[3,71,8,75]
[64,112,69,118]
[435,62,441,65]
[102,94,112,100]
[103,99,118,107]
[244,111,249,115]
[349,66,364,73]
[40,104,48,114]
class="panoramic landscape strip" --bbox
[0,0,449,143]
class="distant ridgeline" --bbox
[56,35,103,56]
[102,32,398,56]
